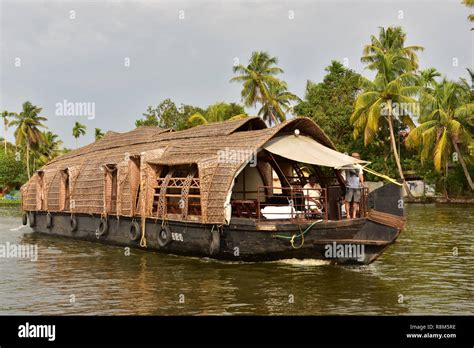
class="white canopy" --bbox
[263,135,368,169]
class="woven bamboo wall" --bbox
[117,160,131,216]
[22,173,37,210]
[44,169,61,211]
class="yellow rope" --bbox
[290,230,305,249]
[139,161,147,248]
[362,166,403,186]
[139,210,149,248]
[139,220,147,248]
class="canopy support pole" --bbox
[268,152,291,188]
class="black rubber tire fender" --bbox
[22,212,28,226]
[96,217,109,238]
[129,220,141,242]
[28,212,36,227]
[70,215,78,232]
[46,212,53,229]
[157,224,172,247]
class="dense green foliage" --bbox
[136,99,247,130]
[136,98,205,130]
[294,61,362,153]
[188,102,247,126]
[293,25,473,197]
[0,151,27,190]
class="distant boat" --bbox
[21,117,405,264]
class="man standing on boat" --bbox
[344,152,364,219]
[303,174,322,216]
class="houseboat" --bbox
[20,117,405,264]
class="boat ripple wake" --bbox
[276,258,331,266]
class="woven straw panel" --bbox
[21,175,37,211]
[44,169,61,211]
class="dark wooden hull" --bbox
[26,183,405,265]
[27,212,398,265]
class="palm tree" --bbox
[258,82,301,126]
[72,122,86,148]
[353,27,423,197]
[1,110,15,154]
[361,27,424,74]
[42,131,62,159]
[418,68,441,89]
[352,73,420,196]
[230,51,287,124]
[95,128,104,141]
[188,102,247,126]
[9,102,47,178]
[406,78,474,192]
[35,131,63,168]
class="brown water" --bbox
[0,204,472,315]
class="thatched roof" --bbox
[22,117,335,224]
[50,126,172,164]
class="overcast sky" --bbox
[0,0,472,148]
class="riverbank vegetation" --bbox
[1,18,472,199]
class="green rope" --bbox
[272,219,322,240]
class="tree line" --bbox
[1,13,473,197]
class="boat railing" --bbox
[153,176,201,218]
[256,186,328,222]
